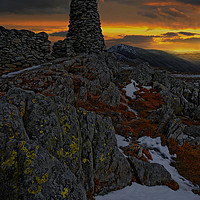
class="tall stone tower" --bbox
[52,0,106,57]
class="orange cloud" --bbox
[144,1,200,13]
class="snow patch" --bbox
[142,85,152,90]
[96,136,199,200]
[115,134,130,157]
[123,80,140,99]
[137,136,198,191]
[95,182,200,200]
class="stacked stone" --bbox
[0,26,53,74]
[52,0,106,57]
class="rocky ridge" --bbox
[1,51,200,198]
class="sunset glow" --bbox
[1,0,200,53]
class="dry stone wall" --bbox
[0,26,53,75]
[52,0,106,58]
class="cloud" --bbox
[137,11,158,19]
[0,0,70,14]
[178,32,197,36]
[105,31,200,49]
[162,32,179,37]
[176,0,200,6]
[164,37,200,43]
[158,7,189,18]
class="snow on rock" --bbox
[97,136,200,200]
[142,85,152,90]
[95,182,200,200]
[123,80,140,99]
[137,137,173,161]
[115,134,130,148]
[2,62,52,78]
[128,106,139,119]
[137,136,198,191]
[115,134,130,157]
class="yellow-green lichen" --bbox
[24,167,33,175]
[32,99,36,104]
[100,154,105,162]
[1,150,17,169]
[26,150,36,160]
[36,173,49,184]
[28,185,41,195]
[24,159,32,166]
[83,158,89,163]
[19,141,28,153]
[61,188,69,198]
[57,136,79,160]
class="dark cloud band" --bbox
[0,0,70,14]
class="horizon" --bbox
[1,0,200,53]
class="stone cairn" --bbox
[0,26,53,75]
[52,0,106,58]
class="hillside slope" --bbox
[108,44,200,72]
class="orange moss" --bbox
[192,189,200,196]
[179,116,200,126]
[121,145,150,163]
[168,138,200,187]
[41,89,56,97]
[94,178,106,194]
[0,92,6,96]
[86,191,95,200]
[133,87,165,114]
[164,180,179,191]
[142,148,152,160]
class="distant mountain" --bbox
[175,53,200,66]
[108,44,200,72]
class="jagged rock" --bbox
[191,106,200,120]
[130,63,154,85]
[0,139,87,200]
[128,157,173,186]
[183,126,200,138]
[93,114,132,194]
[100,82,120,107]
[47,74,75,104]
[0,87,132,198]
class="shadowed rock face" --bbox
[52,0,106,57]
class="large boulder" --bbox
[0,87,132,198]
[128,157,173,186]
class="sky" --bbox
[1,0,200,52]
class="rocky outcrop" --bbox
[0,53,133,199]
[0,87,132,199]
[120,62,200,144]
[128,157,173,186]
[52,0,105,58]
[0,26,53,75]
